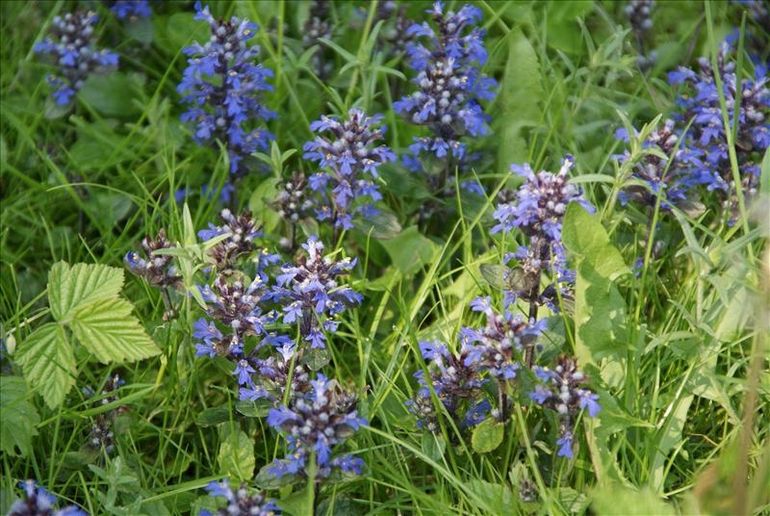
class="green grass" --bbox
[1,1,768,515]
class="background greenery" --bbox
[1,1,768,514]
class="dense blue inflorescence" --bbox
[303,109,396,230]
[615,119,695,210]
[34,11,119,105]
[460,296,546,381]
[492,156,593,304]
[668,43,769,211]
[8,481,86,516]
[406,340,487,432]
[178,2,274,177]
[530,356,601,458]
[266,374,366,480]
[201,480,279,516]
[268,237,362,349]
[395,1,496,174]
[111,0,152,21]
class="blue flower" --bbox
[124,230,181,288]
[9,480,86,516]
[668,42,769,218]
[111,0,151,21]
[178,2,274,176]
[34,11,118,106]
[615,119,693,210]
[556,430,574,459]
[303,109,395,230]
[460,296,543,380]
[270,238,361,349]
[395,1,496,174]
[202,479,279,516]
[530,357,600,459]
[266,374,366,480]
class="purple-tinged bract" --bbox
[34,11,118,105]
[124,229,182,288]
[178,2,274,177]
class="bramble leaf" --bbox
[48,262,124,322]
[14,323,76,409]
[217,426,255,482]
[471,418,505,454]
[69,298,161,364]
[0,376,40,457]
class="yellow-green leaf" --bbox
[14,323,76,409]
[48,262,124,322]
[69,298,161,363]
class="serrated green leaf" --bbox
[69,298,161,363]
[471,418,505,454]
[14,323,76,409]
[421,433,446,461]
[0,376,40,457]
[48,262,124,322]
[217,427,255,482]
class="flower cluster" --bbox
[615,119,693,209]
[625,0,656,69]
[374,1,415,57]
[302,0,334,79]
[460,297,545,381]
[178,2,274,177]
[198,209,276,273]
[668,43,769,217]
[267,374,366,480]
[8,481,85,516]
[303,109,395,230]
[193,274,276,359]
[124,229,181,289]
[269,238,362,348]
[238,343,311,403]
[492,156,592,304]
[83,374,126,454]
[406,341,487,432]
[273,172,314,232]
[201,480,279,516]
[111,0,152,21]
[395,2,496,174]
[34,11,119,105]
[531,356,601,458]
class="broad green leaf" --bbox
[0,376,40,457]
[562,204,631,365]
[467,480,513,513]
[497,28,541,169]
[69,298,161,363]
[380,227,438,276]
[471,418,505,454]
[14,323,76,409]
[353,207,403,240]
[217,427,255,482]
[78,73,143,117]
[48,262,124,322]
[195,406,232,428]
[248,178,281,233]
[421,433,446,462]
[591,484,675,515]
